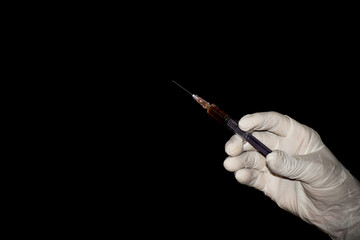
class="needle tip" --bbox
[171,80,193,95]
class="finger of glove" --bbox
[224,151,266,172]
[225,134,244,156]
[266,150,311,181]
[235,169,265,191]
[239,111,292,137]
[243,131,280,152]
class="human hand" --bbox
[224,112,360,239]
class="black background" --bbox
[13,4,359,239]
[46,7,359,239]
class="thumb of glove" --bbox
[266,150,311,181]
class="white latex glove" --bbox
[224,111,360,240]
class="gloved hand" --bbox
[224,111,360,240]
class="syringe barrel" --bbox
[225,118,272,157]
[207,104,229,124]
[207,105,272,157]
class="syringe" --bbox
[172,80,272,157]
